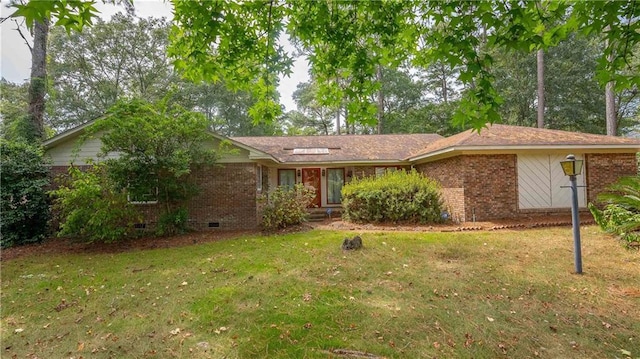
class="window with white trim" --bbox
[127,176,159,204]
[327,168,345,204]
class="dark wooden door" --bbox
[302,168,321,207]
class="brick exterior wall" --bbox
[48,163,259,232]
[417,155,520,222]
[461,154,518,221]
[585,153,638,204]
[439,188,465,222]
[415,157,465,221]
[188,163,259,230]
[419,153,638,223]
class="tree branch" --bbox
[621,0,636,70]
[264,0,274,87]
[13,18,32,54]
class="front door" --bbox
[302,168,321,207]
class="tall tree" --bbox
[536,48,545,128]
[605,35,617,136]
[27,17,49,141]
[291,81,339,135]
[6,0,131,140]
[491,33,638,134]
[47,14,173,130]
[46,13,276,136]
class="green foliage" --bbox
[169,1,640,130]
[260,184,316,231]
[342,169,444,224]
[85,97,219,216]
[45,13,279,135]
[11,0,101,32]
[50,164,140,243]
[589,176,640,247]
[0,79,29,139]
[12,1,640,131]
[156,207,189,236]
[0,140,50,248]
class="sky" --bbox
[0,0,308,112]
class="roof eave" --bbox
[408,144,640,162]
[273,159,413,166]
[42,119,100,149]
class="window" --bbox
[327,168,345,204]
[256,165,263,192]
[128,176,159,204]
[375,166,400,177]
[278,169,296,190]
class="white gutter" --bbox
[408,144,640,162]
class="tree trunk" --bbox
[28,18,50,141]
[536,48,544,128]
[335,109,341,135]
[376,64,383,134]
[605,80,616,135]
[604,30,617,136]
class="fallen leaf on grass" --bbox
[464,333,474,348]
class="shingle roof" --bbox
[232,134,443,163]
[408,124,640,160]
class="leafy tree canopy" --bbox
[168,0,640,130]
[11,0,640,131]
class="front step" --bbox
[307,208,342,222]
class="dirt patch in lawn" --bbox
[1,214,595,262]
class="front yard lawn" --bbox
[1,227,639,358]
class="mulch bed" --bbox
[1,214,595,262]
[0,230,256,262]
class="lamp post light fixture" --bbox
[560,154,584,274]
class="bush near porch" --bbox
[341,169,444,224]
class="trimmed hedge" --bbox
[341,169,444,224]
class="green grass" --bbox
[2,227,639,358]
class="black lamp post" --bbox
[560,154,584,274]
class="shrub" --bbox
[51,164,141,243]
[589,176,640,247]
[156,207,189,236]
[341,169,444,224]
[260,184,316,231]
[0,140,50,248]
